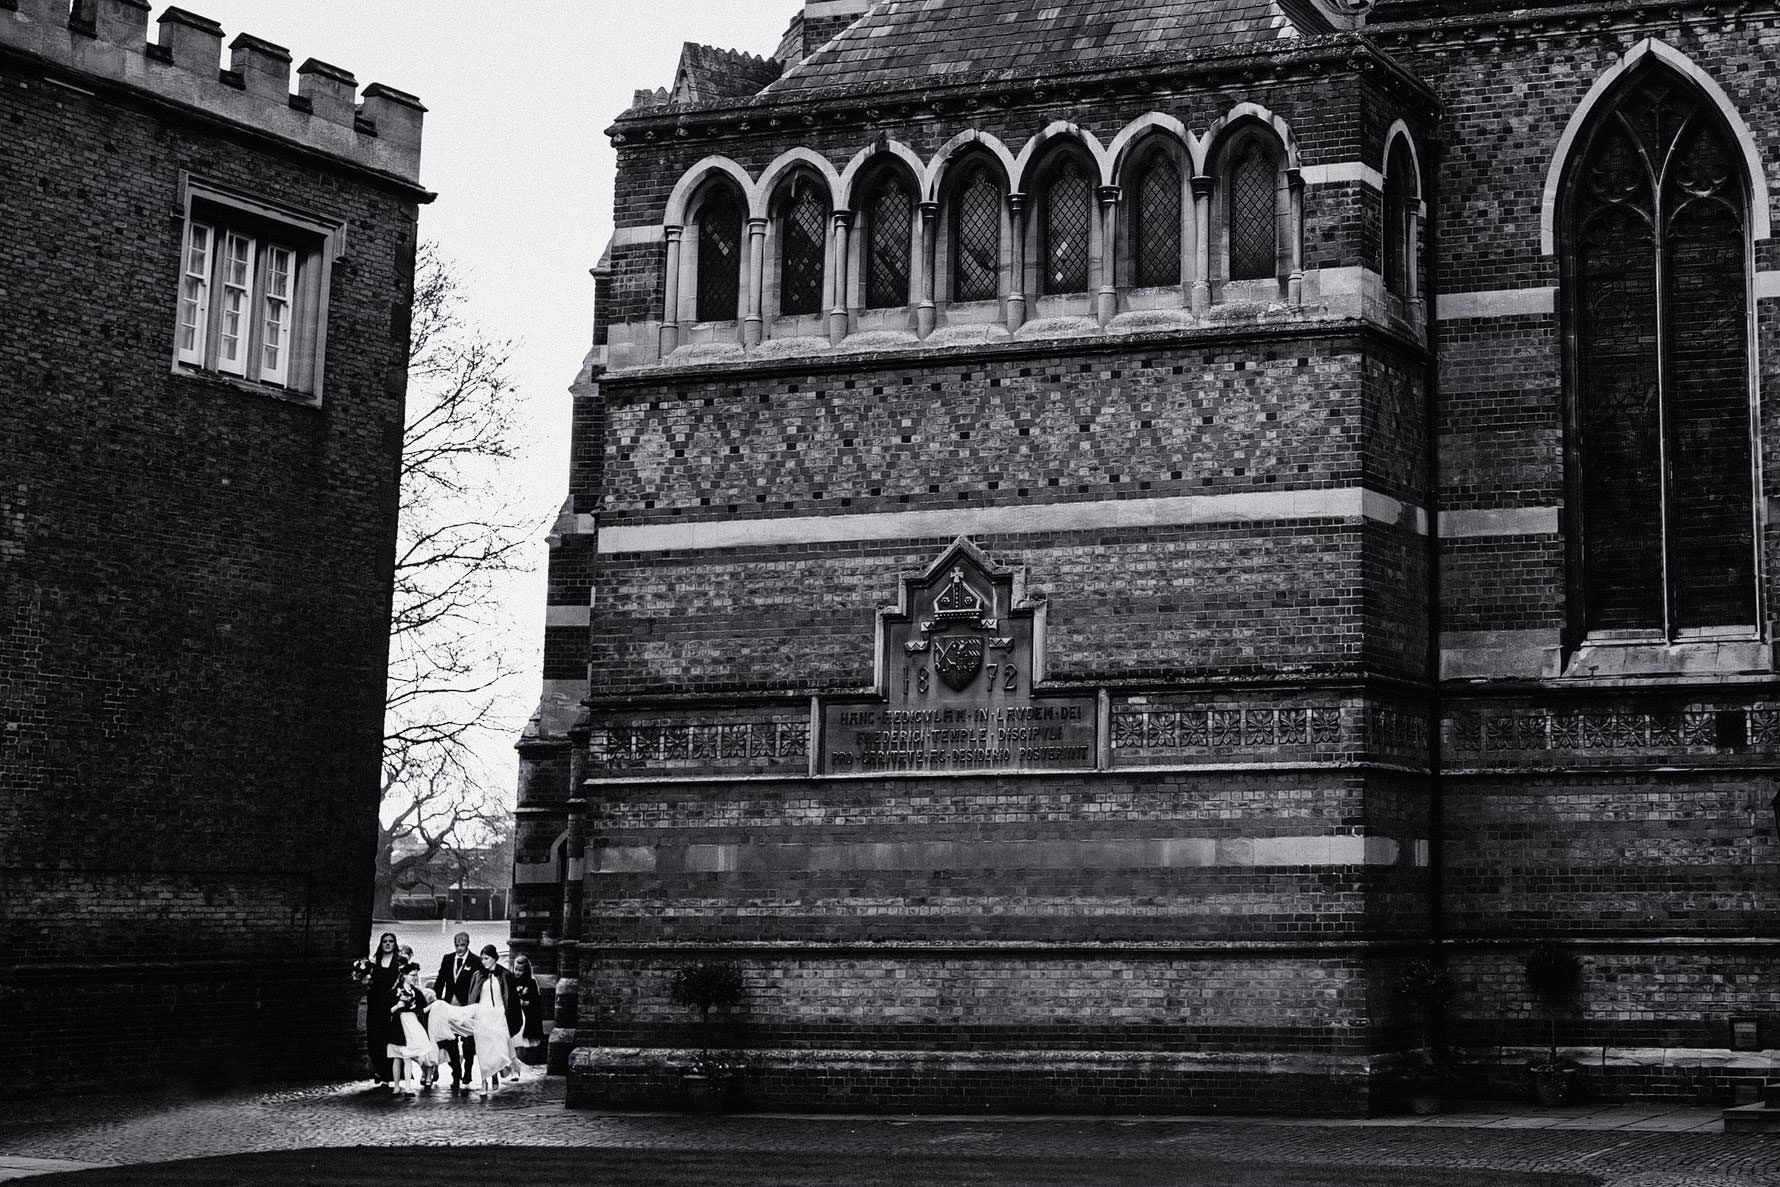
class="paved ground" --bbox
[2,1069,1776,1186]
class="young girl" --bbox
[510,954,544,1073]
[386,962,439,1095]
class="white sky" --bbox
[159,2,796,793]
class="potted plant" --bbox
[1523,942,1583,1106]
[1393,957,1455,1114]
[668,961,747,1113]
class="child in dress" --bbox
[386,962,439,1095]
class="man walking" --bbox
[432,931,478,1095]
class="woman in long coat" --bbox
[365,931,403,1084]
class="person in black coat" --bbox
[365,932,402,1085]
[431,930,477,1095]
[510,954,544,1064]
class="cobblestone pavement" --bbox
[2,1069,1778,1185]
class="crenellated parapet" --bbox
[0,0,424,184]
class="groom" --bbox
[431,930,478,1095]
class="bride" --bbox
[427,944,519,1096]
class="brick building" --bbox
[516,0,1780,1114]
[0,2,426,1089]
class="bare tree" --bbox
[377,243,531,917]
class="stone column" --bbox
[829,210,852,345]
[1287,168,1305,307]
[1096,185,1120,326]
[744,216,768,347]
[659,224,682,357]
[916,200,939,338]
[548,714,591,1076]
[1005,193,1028,333]
[1190,174,1214,318]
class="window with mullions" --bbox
[1228,140,1280,282]
[695,189,745,323]
[1040,158,1092,295]
[1133,155,1184,288]
[952,166,1002,303]
[864,177,914,309]
[779,178,829,317]
[174,181,336,398]
[1566,70,1757,637]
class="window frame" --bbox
[1214,126,1289,294]
[771,174,831,321]
[945,160,1008,307]
[1558,70,1764,652]
[691,184,747,327]
[1034,152,1095,298]
[1120,140,1189,293]
[857,168,917,313]
[172,174,343,405]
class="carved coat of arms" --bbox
[933,635,985,691]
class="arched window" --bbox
[777,176,829,318]
[951,164,1003,303]
[1039,156,1093,295]
[863,173,914,309]
[1227,135,1282,282]
[694,187,744,323]
[1384,138,1417,298]
[1565,68,1756,636]
[1132,152,1184,288]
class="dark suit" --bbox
[432,950,477,1087]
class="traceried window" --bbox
[1039,157,1092,295]
[778,177,829,317]
[175,181,335,398]
[1565,69,1757,637]
[695,188,745,323]
[863,175,914,309]
[1133,154,1184,288]
[1228,138,1281,282]
[951,165,1002,303]
[1384,139,1417,298]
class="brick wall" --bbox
[0,42,421,1091]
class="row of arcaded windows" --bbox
[668,122,1424,331]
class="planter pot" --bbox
[684,1073,728,1116]
[1532,1071,1577,1107]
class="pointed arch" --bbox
[1013,121,1112,192]
[1382,122,1423,299]
[1559,54,1762,639]
[1107,113,1201,184]
[926,130,1017,203]
[663,156,757,228]
[1541,38,1771,254]
[1203,102,1301,172]
[838,138,928,209]
[754,148,843,220]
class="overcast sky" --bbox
[162,1,797,790]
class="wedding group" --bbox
[358,931,544,1098]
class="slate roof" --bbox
[765,0,1303,97]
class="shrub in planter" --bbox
[1392,957,1456,1113]
[1523,943,1583,1105]
[668,962,748,1114]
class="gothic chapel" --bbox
[514,0,1780,1113]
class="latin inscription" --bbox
[820,547,1098,774]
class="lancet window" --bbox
[1565,68,1757,636]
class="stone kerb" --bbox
[0,0,424,184]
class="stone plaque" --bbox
[822,539,1098,774]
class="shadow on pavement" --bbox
[21,1145,1604,1186]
